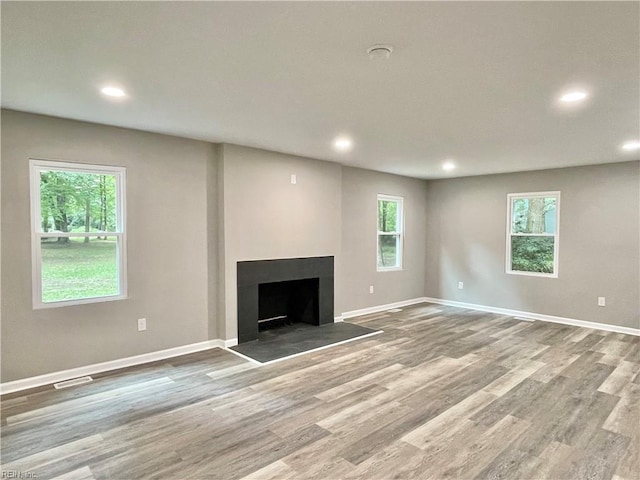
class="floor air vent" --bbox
[54,376,93,389]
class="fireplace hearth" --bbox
[237,256,334,343]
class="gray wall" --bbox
[425,161,640,329]
[218,144,343,339]
[1,110,217,381]
[0,111,3,339]
[207,144,222,340]
[341,166,427,312]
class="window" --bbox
[30,159,127,308]
[506,191,560,277]
[377,194,404,271]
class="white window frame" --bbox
[29,159,127,309]
[506,191,560,278]
[377,194,404,272]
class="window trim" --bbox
[29,159,128,309]
[505,191,560,278]
[377,194,404,272]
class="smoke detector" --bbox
[367,44,393,61]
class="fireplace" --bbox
[237,256,334,343]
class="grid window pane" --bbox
[39,171,117,234]
[378,200,398,232]
[511,197,557,234]
[378,234,399,268]
[40,236,119,303]
[510,236,555,274]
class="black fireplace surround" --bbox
[237,256,334,343]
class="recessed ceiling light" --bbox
[442,161,456,171]
[100,86,126,97]
[333,137,353,152]
[621,140,640,151]
[559,90,589,103]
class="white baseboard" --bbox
[0,339,226,395]
[423,297,640,337]
[334,316,344,323]
[341,297,427,319]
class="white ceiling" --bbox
[2,1,639,179]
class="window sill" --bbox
[506,270,558,279]
[377,267,404,273]
[33,294,128,310]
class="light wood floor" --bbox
[2,303,639,480]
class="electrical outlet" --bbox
[598,297,606,307]
[137,318,147,331]
[291,174,297,184]
[369,285,374,294]
[458,281,464,289]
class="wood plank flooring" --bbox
[1,303,639,480]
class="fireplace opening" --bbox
[258,278,319,331]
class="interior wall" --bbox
[0,110,3,337]
[1,110,216,381]
[218,144,342,339]
[341,166,427,312]
[425,161,640,329]
[206,144,221,340]
[216,145,227,342]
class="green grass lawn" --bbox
[41,237,118,302]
